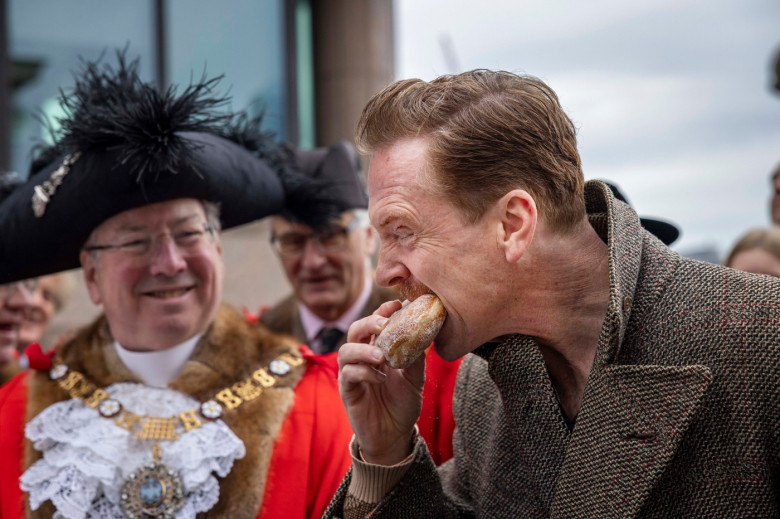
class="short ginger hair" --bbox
[356,70,586,231]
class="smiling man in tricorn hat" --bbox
[0,53,352,519]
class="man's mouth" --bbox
[303,275,337,285]
[142,287,193,299]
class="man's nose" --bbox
[5,283,33,310]
[299,239,328,270]
[374,245,410,288]
[148,236,188,276]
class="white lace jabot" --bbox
[21,383,246,519]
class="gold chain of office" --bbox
[48,351,304,442]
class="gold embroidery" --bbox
[50,350,300,439]
[179,410,203,432]
[216,388,242,409]
[84,388,109,409]
[115,410,142,431]
[232,380,262,401]
[252,368,275,388]
[137,417,179,441]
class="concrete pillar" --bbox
[311,0,394,148]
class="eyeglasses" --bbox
[271,219,360,258]
[0,278,39,301]
[83,223,216,258]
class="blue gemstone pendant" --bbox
[120,456,184,518]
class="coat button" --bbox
[622,296,632,313]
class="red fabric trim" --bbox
[242,306,259,324]
[418,345,461,465]
[0,372,29,519]
[25,343,54,371]
[259,358,352,518]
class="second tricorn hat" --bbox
[292,140,368,212]
[602,181,680,246]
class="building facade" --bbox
[0,0,394,344]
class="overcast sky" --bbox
[395,0,780,261]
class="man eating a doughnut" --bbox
[325,70,780,518]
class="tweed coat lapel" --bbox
[551,363,712,517]
[548,182,713,517]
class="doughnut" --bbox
[374,294,447,369]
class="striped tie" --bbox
[318,327,344,354]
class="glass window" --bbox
[167,0,288,140]
[8,0,155,177]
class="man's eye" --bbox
[318,229,344,244]
[175,230,204,244]
[280,235,307,248]
[394,228,412,240]
[119,239,149,253]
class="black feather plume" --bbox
[30,50,231,182]
[221,114,343,230]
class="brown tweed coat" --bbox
[325,180,780,518]
[261,284,398,351]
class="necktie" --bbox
[318,327,344,354]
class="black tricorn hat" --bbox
[0,52,335,283]
[602,181,680,246]
[289,140,368,214]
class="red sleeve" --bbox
[0,372,29,519]
[418,346,461,465]
[258,353,352,519]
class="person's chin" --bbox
[301,284,344,302]
[143,322,199,350]
[300,277,342,294]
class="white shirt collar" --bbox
[298,277,373,353]
[114,334,201,387]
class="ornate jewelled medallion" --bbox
[120,455,185,519]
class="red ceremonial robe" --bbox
[0,306,352,519]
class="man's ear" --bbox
[80,249,103,305]
[497,189,537,263]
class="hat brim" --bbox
[0,132,286,283]
[640,217,680,246]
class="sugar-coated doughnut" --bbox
[375,294,447,369]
